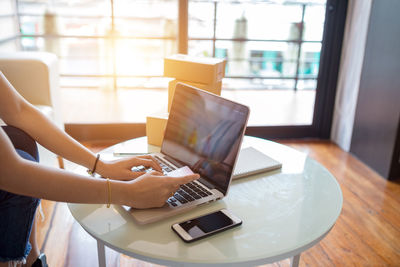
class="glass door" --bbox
[188,0,347,138]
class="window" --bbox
[0,0,19,50]
[1,0,347,138]
[15,0,177,90]
[188,0,329,128]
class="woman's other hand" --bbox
[116,171,200,209]
[97,155,163,181]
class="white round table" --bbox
[68,136,342,267]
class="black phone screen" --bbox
[179,211,235,239]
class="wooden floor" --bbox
[35,140,400,266]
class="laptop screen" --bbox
[161,83,249,195]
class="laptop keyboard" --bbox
[153,156,213,207]
[154,155,175,173]
[131,155,174,174]
[131,155,213,206]
[167,181,213,206]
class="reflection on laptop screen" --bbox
[162,83,249,194]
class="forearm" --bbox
[0,127,123,204]
[1,156,126,205]
[8,103,98,171]
[0,128,199,209]
[0,72,114,175]
[0,72,96,169]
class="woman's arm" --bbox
[0,128,198,208]
[0,71,160,180]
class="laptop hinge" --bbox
[198,177,216,190]
[164,155,184,168]
[163,156,219,191]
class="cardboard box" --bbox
[168,79,222,112]
[164,54,226,84]
[146,112,169,146]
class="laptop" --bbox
[125,83,250,224]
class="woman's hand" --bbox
[96,155,163,181]
[116,171,200,209]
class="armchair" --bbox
[0,52,64,168]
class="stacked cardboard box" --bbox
[146,111,169,147]
[167,79,222,112]
[165,54,225,112]
[146,54,226,146]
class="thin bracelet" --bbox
[106,178,111,208]
[87,154,100,176]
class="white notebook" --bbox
[232,146,282,179]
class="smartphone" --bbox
[171,209,242,243]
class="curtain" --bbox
[330,0,372,151]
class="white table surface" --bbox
[68,136,343,266]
